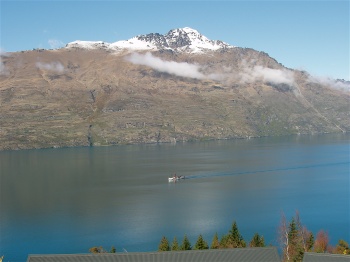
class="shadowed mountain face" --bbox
[0,30,349,150]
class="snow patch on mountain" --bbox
[109,37,158,51]
[67,41,110,50]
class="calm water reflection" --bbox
[1,134,349,261]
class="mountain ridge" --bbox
[0,28,349,151]
[66,27,234,53]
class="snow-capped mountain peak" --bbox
[164,27,232,52]
[167,27,210,46]
[66,27,234,53]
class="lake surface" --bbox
[1,134,349,261]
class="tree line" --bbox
[157,211,350,261]
[89,211,349,261]
[157,220,260,251]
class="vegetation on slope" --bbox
[89,211,350,261]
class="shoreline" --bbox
[1,130,348,152]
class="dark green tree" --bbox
[171,237,180,251]
[288,217,304,262]
[279,211,315,261]
[110,245,116,253]
[180,234,192,250]
[228,221,246,248]
[305,232,314,252]
[194,234,209,250]
[158,236,170,251]
[249,233,265,247]
[210,232,220,249]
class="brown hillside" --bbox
[0,48,348,150]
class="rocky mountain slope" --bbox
[0,28,349,150]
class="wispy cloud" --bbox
[0,48,9,56]
[125,52,295,86]
[36,61,65,73]
[239,64,295,86]
[126,52,207,79]
[308,75,350,91]
[125,52,348,92]
[0,48,10,76]
[0,58,8,75]
[48,39,65,49]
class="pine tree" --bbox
[180,234,192,250]
[194,234,209,250]
[158,236,170,251]
[211,232,220,249]
[220,234,230,248]
[306,232,314,251]
[288,217,304,262]
[110,245,116,253]
[228,221,246,248]
[260,235,265,247]
[249,233,265,247]
[171,237,180,251]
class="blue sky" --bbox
[1,1,349,80]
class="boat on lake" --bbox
[168,174,185,182]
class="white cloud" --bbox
[0,48,10,76]
[125,52,296,86]
[36,61,65,73]
[125,52,221,80]
[308,75,350,91]
[0,48,8,56]
[48,39,65,49]
[239,60,295,85]
[0,58,8,76]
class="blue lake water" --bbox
[0,133,349,261]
